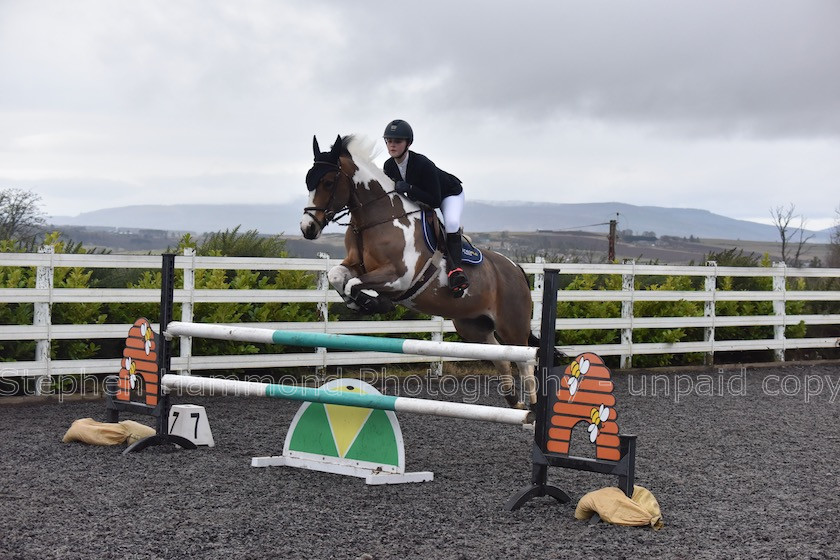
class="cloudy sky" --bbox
[1,0,839,230]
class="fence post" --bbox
[704,261,717,366]
[34,245,54,395]
[179,248,195,375]
[316,252,331,373]
[620,260,635,369]
[430,316,444,377]
[772,261,787,362]
[531,257,545,337]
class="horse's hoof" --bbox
[361,297,395,315]
[374,297,395,314]
[359,301,379,315]
[352,291,382,315]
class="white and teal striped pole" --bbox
[161,374,533,425]
[165,322,537,363]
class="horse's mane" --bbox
[342,135,393,187]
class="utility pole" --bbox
[608,219,617,262]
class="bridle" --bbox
[303,160,351,231]
[304,158,420,234]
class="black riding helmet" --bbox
[383,119,414,145]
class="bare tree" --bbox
[770,203,814,266]
[0,188,47,246]
[829,205,840,268]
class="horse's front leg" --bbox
[344,264,404,314]
[328,263,397,314]
[327,264,363,311]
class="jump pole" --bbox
[165,322,537,363]
[146,256,639,502]
[161,374,533,425]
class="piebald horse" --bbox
[300,135,537,408]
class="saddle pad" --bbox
[421,210,483,265]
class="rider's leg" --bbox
[441,192,469,295]
[445,232,468,291]
[441,191,464,235]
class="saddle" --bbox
[390,211,482,304]
[420,210,483,265]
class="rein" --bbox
[307,160,421,234]
[346,200,421,234]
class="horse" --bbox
[300,134,537,408]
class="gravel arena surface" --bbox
[2,364,840,560]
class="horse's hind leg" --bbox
[490,354,537,409]
[494,316,538,407]
[515,361,537,408]
[493,356,527,409]
[454,318,526,409]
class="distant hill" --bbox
[49,200,831,243]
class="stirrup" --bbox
[447,268,469,296]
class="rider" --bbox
[382,119,470,297]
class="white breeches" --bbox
[441,191,465,234]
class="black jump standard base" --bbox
[103,256,636,509]
[506,268,637,511]
[103,253,196,454]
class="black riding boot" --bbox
[445,232,469,297]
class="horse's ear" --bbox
[330,135,342,158]
[312,136,320,158]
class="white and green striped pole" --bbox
[161,374,533,425]
[165,322,538,363]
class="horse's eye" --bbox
[324,179,335,190]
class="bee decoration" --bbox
[568,357,590,396]
[587,403,611,443]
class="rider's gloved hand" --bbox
[395,181,412,196]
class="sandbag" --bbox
[121,420,158,444]
[62,418,156,446]
[574,485,664,529]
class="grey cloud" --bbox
[3,0,837,222]
[318,0,840,138]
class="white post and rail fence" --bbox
[2,250,840,395]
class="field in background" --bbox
[53,225,832,265]
[289,230,831,265]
